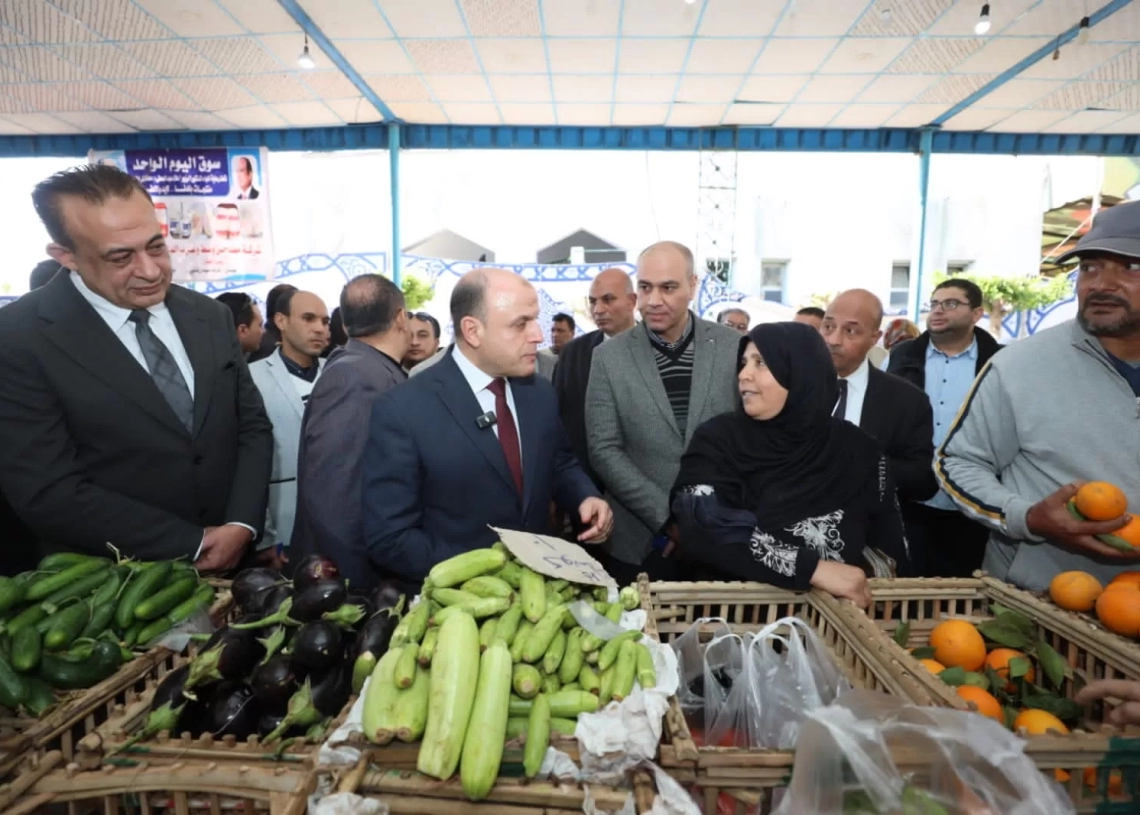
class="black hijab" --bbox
[674,321,882,529]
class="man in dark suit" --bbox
[290,275,410,589]
[0,165,272,567]
[822,289,938,574]
[362,268,612,584]
[554,267,637,488]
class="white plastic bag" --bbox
[670,617,732,735]
[774,690,1077,815]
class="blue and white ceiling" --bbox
[0,0,1137,137]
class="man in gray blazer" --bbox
[586,241,740,583]
[249,290,330,565]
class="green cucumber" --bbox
[26,559,109,602]
[0,576,26,614]
[135,617,174,647]
[0,654,28,707]
[123,620,146,648]
[0,634,9,661]
[40,567,111,614]
[22,676,55,717]
[80,602,117,640]
[134,577,197,621]
[91,567,128,607]
[37,553,103,572]
[11,626,42,672]
[4,605,48,636]
[115,562,173,630]
[44,602,92,651]
[39,640,121,690]
[167,584,215,624]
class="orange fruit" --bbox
[929,620,987,672]
[1049,571,1103,612]
[1012,708,1069,735]
[1110,515,1140,548]
[1075,481,1128,521]
[984,648,1035,691]
[918,658,946,673]
[1095,585,1140,637]
[1109,571,1140,590]
[1083,767,1125,797]
[1054,769,1071,784]
[956,685,1004,722]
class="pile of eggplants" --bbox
[126,556,405,749]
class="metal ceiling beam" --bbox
[275,0,397,122]
[931,0,1134,127]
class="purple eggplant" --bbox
[251,654,297,708]
[372,580,404,614]
[291,580,347,622]
[231,568,281,614]
[257,708,304,739]
[259,584,294,617]
[292,554,340,591]
[310,662,352,718]
[183,627,264,698]
[290,620,343,673]
[208,683,257,740]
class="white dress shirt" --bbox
[452,345,522,459]
[70,271,195,397]
[839,357,870,426]
[71,271,253,554]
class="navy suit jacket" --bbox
[361,351,599,583]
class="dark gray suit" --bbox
[290,338,407,588]
[0,273,273,561]
[586,318,741,565]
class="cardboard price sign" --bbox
[491,527,617,589]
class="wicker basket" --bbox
[814,576,1140,813]
[642,577,948,815]
[0,587,233,783]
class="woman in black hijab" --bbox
[667,321,909,606]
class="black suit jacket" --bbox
[361,351,599,583]
[290,339,408,589]
[887,327,1002,390]
[0,273,273,561]
[858,367,938,503]
[553,329,606,486]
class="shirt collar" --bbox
[842,356,870,390]
[452,344,496,395]
[70,269,168,329]
[645,312,694,350]
[926,336,978,361]
[277,346,319,382]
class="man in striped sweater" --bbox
[586,241,741,583]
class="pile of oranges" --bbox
[1049,570,1140,639]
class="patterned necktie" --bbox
[833,378,849,422]
[487,377,523,496]
[129,310,194,431]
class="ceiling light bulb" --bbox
[684,0,697,5]
[881,8,892,25]
[1077,16,1091,44]
[298,45,314,69]
[974,3,991,35]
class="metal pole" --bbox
[912,128,934,321]
[389,122,401,287]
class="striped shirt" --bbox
[647,316,695,436]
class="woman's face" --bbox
[738,341,789,420]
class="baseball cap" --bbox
[1056,201,1140,264]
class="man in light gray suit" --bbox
[586,241,740,583]
[249,290,329,566]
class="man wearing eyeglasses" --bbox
[886,279,1002,577]
[936,202,1140,591]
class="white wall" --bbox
[0,156,85,294]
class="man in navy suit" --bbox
[361,268,613,583]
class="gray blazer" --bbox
[536,348,558,381]
[586,317,741,565]
[249,353,325,551]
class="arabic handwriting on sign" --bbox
[541,554,605,584]
[530,534,558,552]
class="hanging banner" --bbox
[88,147,274,283]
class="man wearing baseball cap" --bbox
[935,201,1140,591]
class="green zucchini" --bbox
[134,577,196,621]
[4,605,47,636]
[0,576,26,614]
[39,640,121,690]
[0,654,28,707]
[22,676,55,717]
[44,602,92,651]
[40,567,111,614]
[80,602,117,640]
[11,626,42,672]
[115,562,173,630]
[26,559,109,602]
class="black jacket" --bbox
[552,329,606,487]
[887,328,1002,391]
[858,367,939,503]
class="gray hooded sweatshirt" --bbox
[935,319,1140,591]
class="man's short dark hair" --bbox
[934,278,983,310]
[409,311,441,338]
[32,164,152,249]
[328,307,348,348]
[275,288,300,320]
[796,306,825,319]
[29,259,61,291]
[263,283,297,333]
[216,292,256,329]
[451,269,489,330]
[238,156,253,174]
[341,274,405,337]
[552,312,575,331]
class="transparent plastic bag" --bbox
[773,690,1077,815]
[671,618,732,736]
[701,633,747,748]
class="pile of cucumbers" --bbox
[0,553,215,717]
